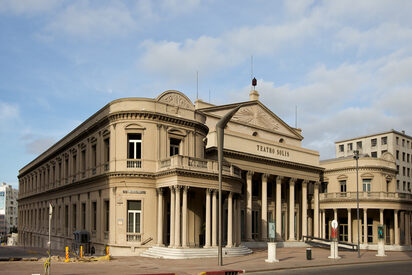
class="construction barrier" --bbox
[199,271,244,275]
[80,246,83,258]
[65,247,69,263]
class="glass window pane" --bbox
[128,212,134,233]
[128,142,134,159]
[128,200,141,210]
[136,213,140,233]
[136,143,141,159]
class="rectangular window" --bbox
[363,179,371,192]
[92,144,97,167]
[403,181,406,191]
[371,151,377,158]
[408,168,410,177]
[170,138,181,156]
[104,200,110,232]
[408,182,411,192]
[397,180,400,190]
[81,203,86,230]
[128,134,142,159]
[127,200,141,234]
[356,141,362,149]
[347,143,353,151]
[381,150,387,154]
[58,162,62,181]
[403,152,405,162]
[396,150,399,160]
[65,205,69,235]
[402,139,405,147]
[407,154,410,163]
[65,158,69,178]
[396,137,399,145]
[104,138,110,163]
[339,144,344,152]
[371,138,377,147]
[72,204,77,230]
[339,180,347,193]
[381,136,387,145]
[403,166,406,176]
[92,201,97,231]
[72,154,77,176]
[81,150,86,173]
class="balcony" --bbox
[158,155,242,178]
[127,159,142,168]
[126,232,142,242]
[320,191,412,201]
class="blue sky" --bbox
[1,0,412,188]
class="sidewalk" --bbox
[0,247,411,275]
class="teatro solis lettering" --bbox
[256,144,290,157]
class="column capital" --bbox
[228,191,233,198]
[156,187,164,195]
[169,186,175,192]
[276,176,284,183]
[262,173,269,181]
[394,209,399,213]
[289,177,297,184]
[302,180,309,186]
[175,185,182,191]
[183,186,189,193]
[246,171,254,179]
[347,208,351,212]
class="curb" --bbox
[244,258,412,274]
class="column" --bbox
[182,186,188,247]
[302,180,308,238]
[322,210,326,239]
[334,208,338,221]
[237,198,241,245]
[363,208,368,244]
[261,174,268,241]
[212,190,217,247]
[314,182,320,238]
[169,187,175,247]
[348,209,352,243]
[157,188,164,246]
[276,176,282,240]
[379,209,384,225]
[406,211,411,246]
[205,189,211,248]
[246,171,253,241]
[175,186,181,247]
[395,210,399,245]
[289,178,296,241]
[227,192,233,247]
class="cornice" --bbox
[108,111,208,135]
[323,166,397,175]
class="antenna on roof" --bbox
[196,71,199,100]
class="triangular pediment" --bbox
[200,101,303,140]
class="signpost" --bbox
[265,222,279,263]
[376,224,386,257]
[328,219,340,259]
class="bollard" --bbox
[65,246,69,263]
[106,246,109,256]
[80,245,83,258]
[265,242,279,263]
[306,248,312,260]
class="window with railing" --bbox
[362,179,371,192]
[170,138,180,156]
[127,200,142,242]
[339,180,347,193]
[127,134,142,168]
[104,138,110,171]
[92,144,97,175]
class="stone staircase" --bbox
[140,245,253,259]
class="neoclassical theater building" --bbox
[18,90,324,255]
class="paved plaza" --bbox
[0,246,411,275]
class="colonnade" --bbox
[319,208,412,245]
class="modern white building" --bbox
[0,183,18,238]
[335,130,412,194]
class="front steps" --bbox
[140,245,253,259]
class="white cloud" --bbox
[45,2,137,38]
[25,137,56,155]
[0,0,58,14]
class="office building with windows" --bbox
[0,183,18,238]
[18,90,324,256]
[335,130,412,194]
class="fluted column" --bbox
[261,174,268,241]
[395,210,399,245]
[205,189,211,248]
[169,186,175,247]
[348,208,352,243]
[212,190,217,247]
[227,192,233,247]
[322,210,326,239]
[314,182,320,238]
[302,180,308,238]
[363,208,368,244]
[182,186,188,247]
[246,171,253,241]
[276,176,282,240]
[157,188,164,246]
[289,178,296,241]
[175,186,181,247]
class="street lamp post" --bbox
[353,150,360,258]
[216,104,243,266]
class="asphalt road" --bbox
[0,246,61,258]
[247,261,412,275]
